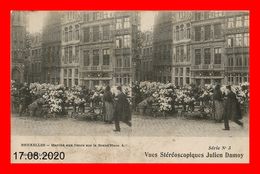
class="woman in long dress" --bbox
[103,85,114,123]
[213,84,224,122]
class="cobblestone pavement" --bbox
[11,113,249,137]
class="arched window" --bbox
[69,26,73,41]
[75,25,79,40]
[176,26,179,41]
[180,25,184,40]
[65,27,68,42]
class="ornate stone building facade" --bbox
[79,11,140,88]
[172,11,192,86]
[190,11,226,85]
[11,11,28,83]
[60,11,83,87]
[223,11,249,85]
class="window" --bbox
[227,18,234,28]
[187,45,190,61]
[123,56,130,67]
[195,49,201,65]
[176,26,179,41]
[74,69,78,77]
[83,50,90,66]
[235,34,243,46]
[180,25,184,40]
[175,68,178,76]
[180,45,184,62]
[93,12,99,20]
[204,12,209,19]
[195,12,201,21]
[68,69,72,77]
[103,49,110,65]
[75,79,78,86]
[244,33,249,46]
[180,68,183,76]
[75,25,79,40]
[64,47,68,64]
[214,48,221,64]
[204,25,211,41]
[195,26,201,41]
[93,50,99,66]
[214,23,221,39]
[83,27,90,42]
[69,26,73,41]
[123,35,131,48]
[123,17,130,28]
[235,55,242,66]
[116,36,123,48]
[102,25,110,40]
[186,24,191,39]
[186,68,190,76]
[204,48,211,64]
[227,35,234,47]
[244,15,249,27]
[244,55,248,66]
[63,69,67,78]
[236,16,242,28]
[75,46,79,62]
[69,46,73,63]
[93,26,99,42]
[64,27,68,42]
[116,18,122,30]
[116,58,122,67]
[228,55,233,66]
[176,47,179,62]
[103,12,108,19]
[84,13,89,22]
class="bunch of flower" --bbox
[90,85,105,104]
[42,84,65,114]
[29,83,54,99]
[65,86,86,106]
[198,84,214,102]
[151,83,175,112]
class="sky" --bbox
[27,11,156,33]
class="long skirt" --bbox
[214,100,224,121]
[104,102,114,122]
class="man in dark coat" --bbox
[113,86,132,132]
[18,83,32,116]
[223,85,243,130]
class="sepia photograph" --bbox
[10,10,249,163]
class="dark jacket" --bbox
[114,92,131,123]
[103,91,113,103]
[224,91,242,120]
[213,89,223,101]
